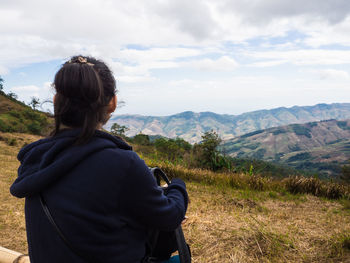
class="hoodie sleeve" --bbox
[119,152,188,231]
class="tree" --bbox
[0,76,3,93]
[154,137,191,161]
[341,163,350,183]
[193,130,223,170]
[174,137,192,151]
[29,96,40,110]
[200,130,222,165]
[110,123,129,137]
[133,133,151,145]
[7,92,17,100]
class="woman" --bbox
[10,56,188,263]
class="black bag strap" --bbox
[175,227,191,263]
[149,167,192,263]
[39,194,96,263]
[150,167,171,186]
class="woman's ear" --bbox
[107,95,117,114]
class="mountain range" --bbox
[108,103,350,143]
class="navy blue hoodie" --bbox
[10,129,188,263]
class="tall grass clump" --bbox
[145,156,350,200]
[284,176,349,199]
[248,175,271,191]
[142,155,275,192]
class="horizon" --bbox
[110,101,350,118]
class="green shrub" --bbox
[245,143,260,150]
[240,129,264,138]
[252,148,266,159]
[0,119,11,132]
[132,133,151,145]
[308,122,318,127]
[288,144,301,151]
[27,121,42,135]
[337,121,350,130]
[8,110,21,119]
[7,138,17,146]
[272,129,285,135]
[291,125,312,138]
[287,152,311,162]
[153,137,192,162]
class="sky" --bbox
[1,0,350,116]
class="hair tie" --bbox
[68,56,94,66]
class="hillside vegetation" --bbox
[222,119,350,177]
[0,93,52,135]
[1,132,350,262]
[109,103,350,143]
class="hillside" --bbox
[1,132,349,262]
[108,103,350,143]
[222,119,350,177]
[0,93,52,135]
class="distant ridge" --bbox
[108,103,350,143]
[221,119,350,176]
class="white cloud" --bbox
[0,0,350,72]
[185,56,239,71]
[118,47,202,64]
[317,69,350,80]
[118,76,158,83]
[12,85,40,92]
[225,0,350,25]
[154,0,218,40]
[245,49,350,65]
[0,65,9,75]
[248,60,288,67]
[106,47,207,83]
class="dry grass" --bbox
[1,132,350,262]
[284,176,349,199]
[183,183,350,262]
[0,132,41,253]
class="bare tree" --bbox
[7,92,17,100]
[30,96,40,110]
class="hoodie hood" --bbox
[10,129,132,198]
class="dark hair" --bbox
[52,55,116,144]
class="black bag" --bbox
[144,167,191,263]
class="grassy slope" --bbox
[1,132,349,262]
[0,94,52,135]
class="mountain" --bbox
[221,119,350,177]
[108,103,350,143]
[0,93,52,135]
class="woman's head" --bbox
[52,55,116,144]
